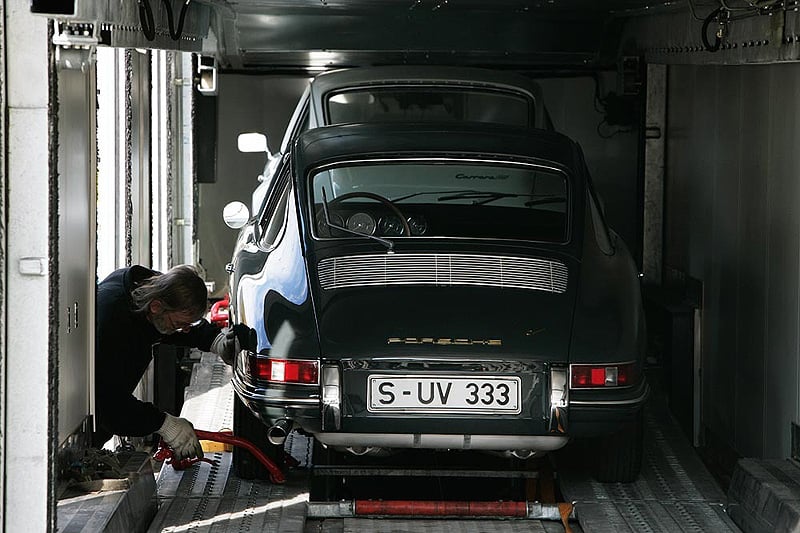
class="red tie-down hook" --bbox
[209,294,230,328]
[153,429,286,484]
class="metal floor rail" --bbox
[147,353,739,532]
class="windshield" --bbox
[310,160,568,243]
[326,87,531,127]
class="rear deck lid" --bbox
[311,252,578,362]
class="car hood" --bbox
[310,253,579,362]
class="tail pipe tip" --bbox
[267,419,292,446]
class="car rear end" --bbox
[232,123,647,481]
[292,123,587,458]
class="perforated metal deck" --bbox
[146,353,740,532]
[559,400,741,532]
[147,353,309,533]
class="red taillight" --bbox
[571,363,636,388]
[250,356,319,384]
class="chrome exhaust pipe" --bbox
[511,449,537,460]
[267,419,292,446]
[484,449,540,460]
[344,446,393,457]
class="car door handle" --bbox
[225,262,235,273]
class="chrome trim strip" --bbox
[318,253,568,293]
[569,383,650,406]
[233,381,321,407]
[548,367,568,433]
[314,432,570,451]
[321,364,342,431]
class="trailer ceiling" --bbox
[38,0,698,71]
[208,0,680,71]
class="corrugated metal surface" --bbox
[57,452,158,533]
[148,353,309,533]
[664,63,800,459]
[150,454,309,533]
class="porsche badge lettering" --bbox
[387,337,502,346]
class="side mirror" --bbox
[237,132,271,157]
[223,201,250,229]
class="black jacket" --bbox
[95,266,220,438]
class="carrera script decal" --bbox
[387,337,502,346]
[455,173,509,180]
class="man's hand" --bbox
[210,325,242,365]
[158,414,203,461]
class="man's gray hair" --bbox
[130,265,208,317]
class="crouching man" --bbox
[93,264,238,460]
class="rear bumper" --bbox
[315,432,569,451]
[232,371,322,432]
[567,379,650,436]
[233,361,649,444]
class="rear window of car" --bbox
[309,160,568,243]
[326,87,532,127]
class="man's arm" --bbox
[95,385,166,437]
[162,320,246,365]
[162,319,220,351]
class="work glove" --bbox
[158,413,203,461]
[210,325,242,365]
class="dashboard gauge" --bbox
[346,212,377,235]
[316,211,344,237]
[379,215,405,236]
[406,215,428,236]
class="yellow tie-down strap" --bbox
[199,428,234,452]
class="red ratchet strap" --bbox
[153,429,286,484]
[153,439,217,469]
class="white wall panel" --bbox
[4,2,51,530]
[57,51,96,446]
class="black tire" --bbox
[592,409,644,483]
[232,394,283,480]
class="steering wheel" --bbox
[329,191,411,236]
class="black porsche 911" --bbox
[223,121,648,484]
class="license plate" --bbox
[367,375,521,414]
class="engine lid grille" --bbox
[317,253,568,293]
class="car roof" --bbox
[293,122,578,175]
[308,65,549,129]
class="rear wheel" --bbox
[232,394,283,480]
[592,409,644,483]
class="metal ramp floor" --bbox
[148,352,309,532]
[558,399,740,532]
[147,354,740,532]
